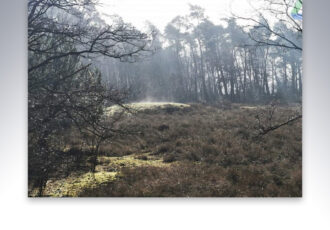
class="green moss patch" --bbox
[41,172,117,197]
[37,152,171,197]
[97,153,172,171]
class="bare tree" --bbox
[28,0,153,196]
[232,0,302,51]
[28,0,153,73]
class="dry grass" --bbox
[33,102,302,197]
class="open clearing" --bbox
[30,102,302,197]
[105,102,191,115]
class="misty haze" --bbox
[28,0,302,197]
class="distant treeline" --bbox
[28,0,302,196]
[96,5,302,104]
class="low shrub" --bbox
[163,153,176,163]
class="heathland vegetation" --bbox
[28,0,302,197]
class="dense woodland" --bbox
[28,0,302,197]
[98,6,302,104]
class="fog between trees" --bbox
[28,0,302,196]
[95,3,302,104]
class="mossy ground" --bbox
[97,153,173,171]
[36,152,173,197]
[42,172,117,197]
[30,102,302,197]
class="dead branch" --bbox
[256,114,301,137]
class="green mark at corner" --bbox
[291,0,302,20]
[291,0,302,15]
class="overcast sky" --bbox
[97,0,254,31]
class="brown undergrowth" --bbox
[33,103,302,197]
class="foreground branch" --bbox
[256,114,302,137]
